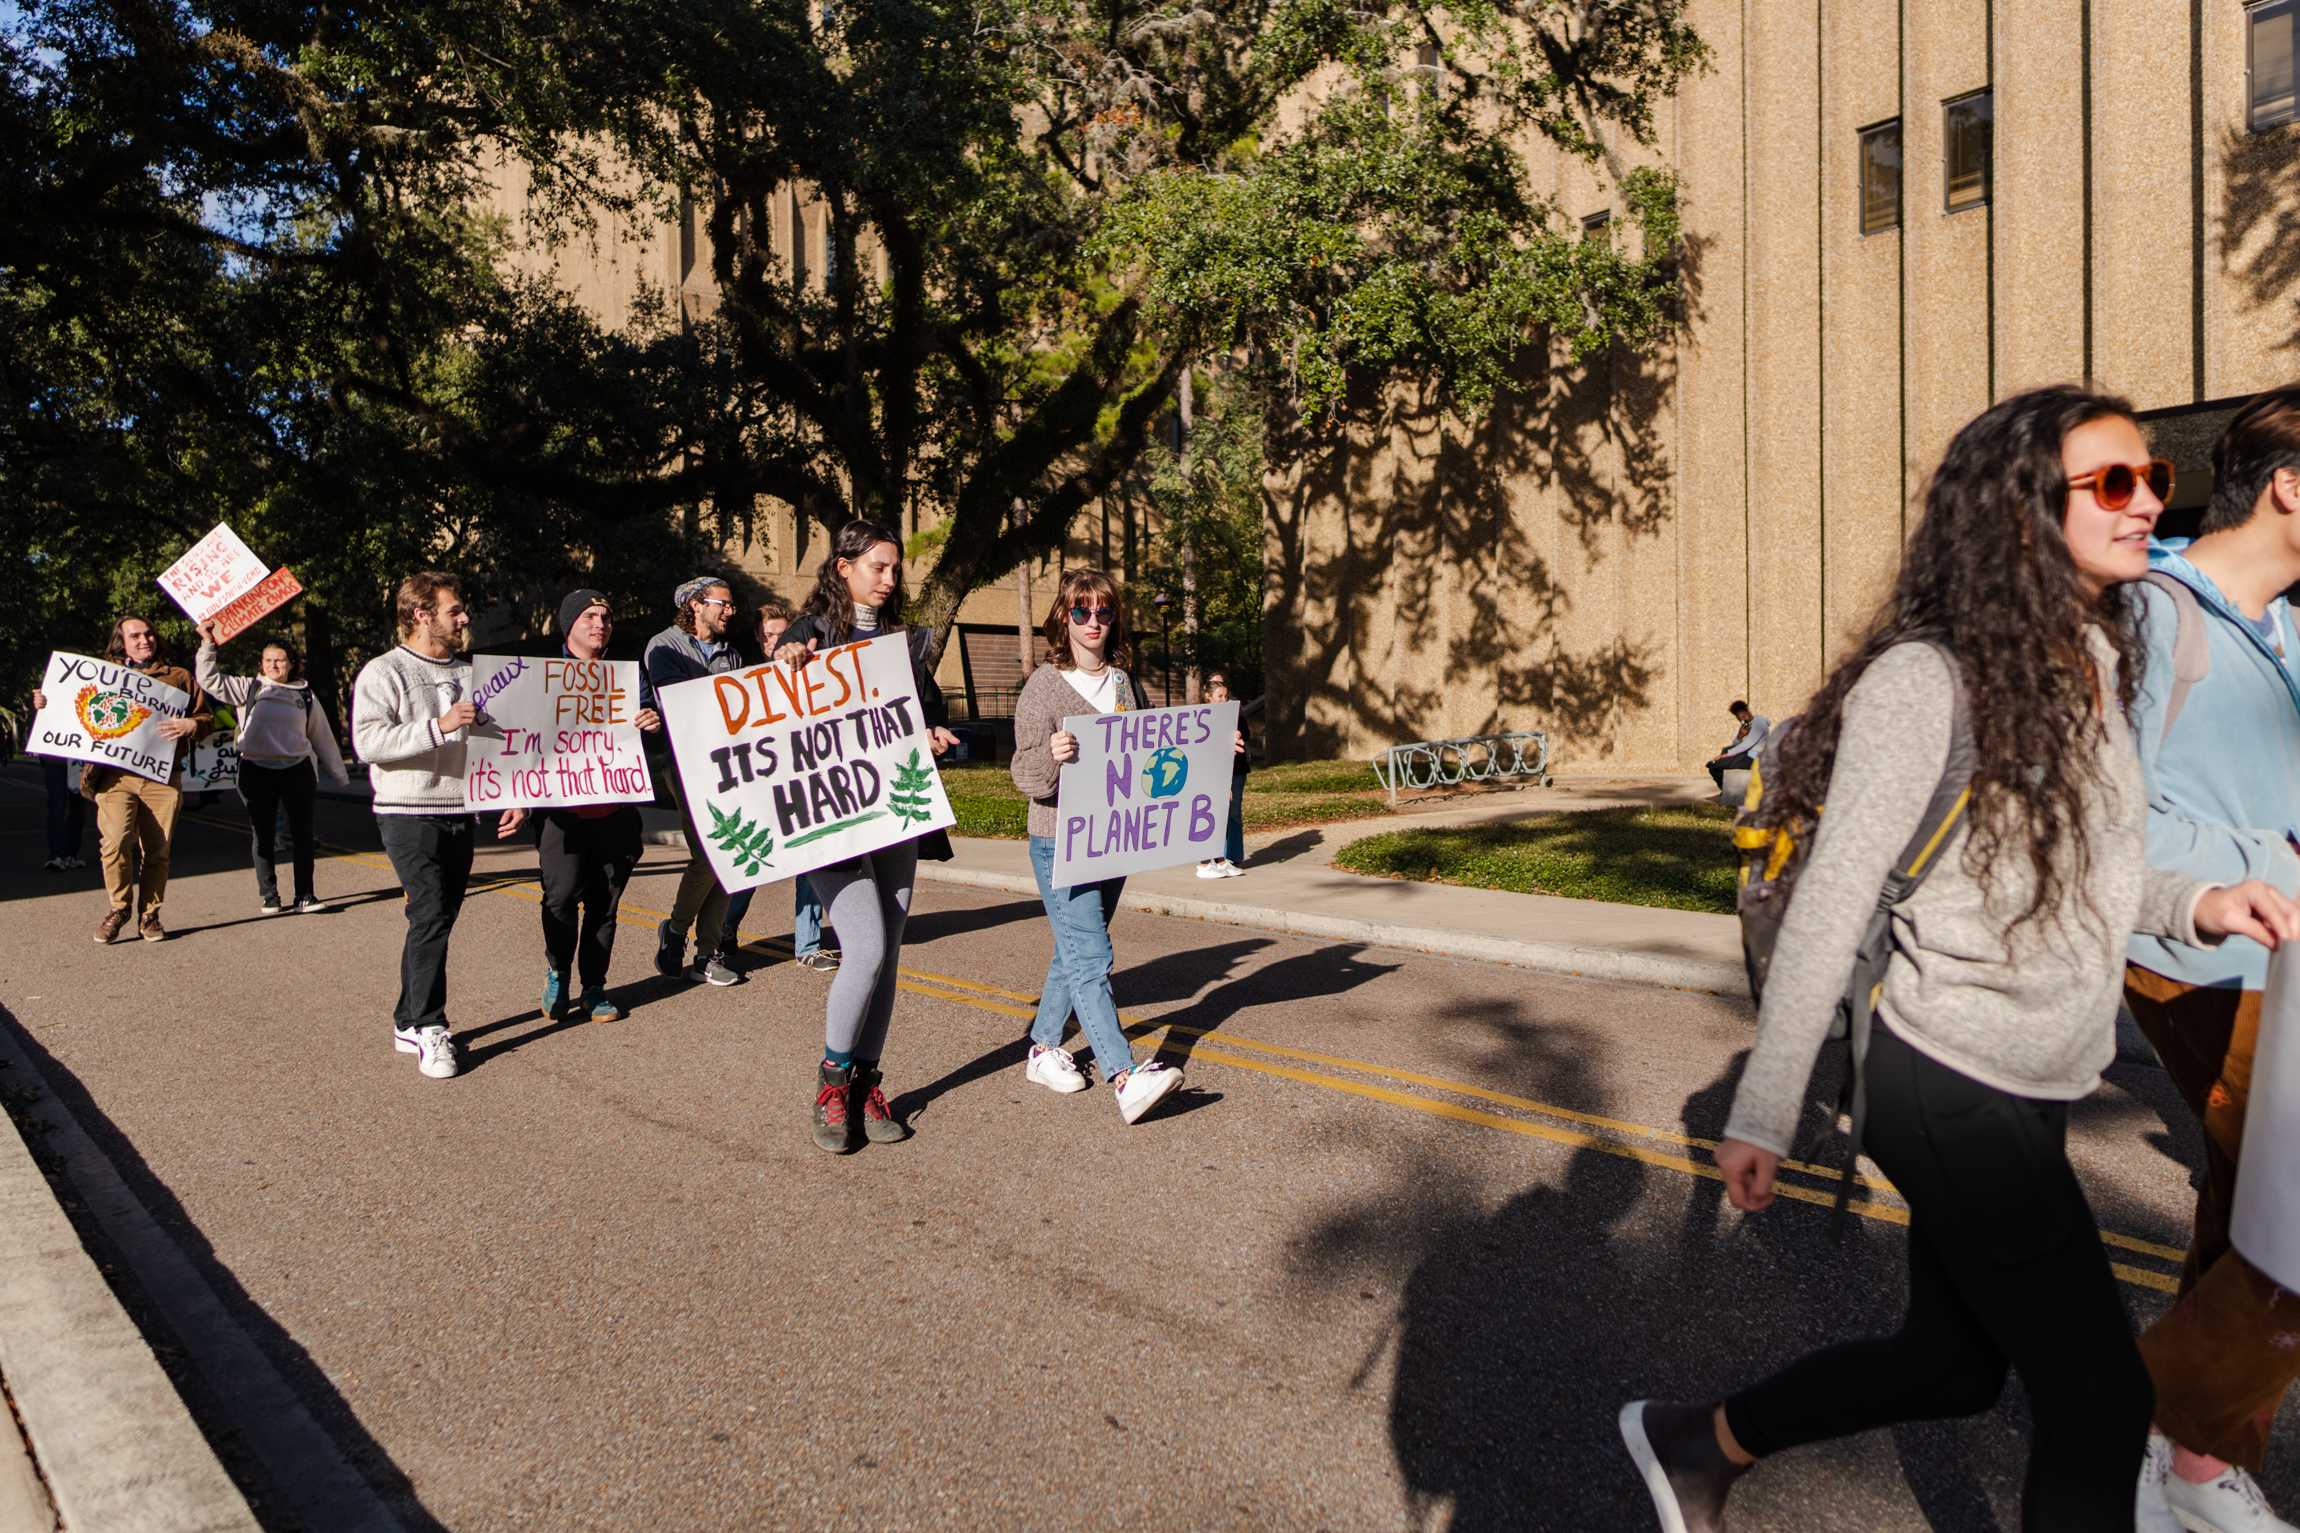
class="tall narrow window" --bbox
[1859,119,1901,235]
[822,217,839,288]
[1943,90,1992,213]
[2253,0,2298,132]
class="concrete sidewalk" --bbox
[652,775,1750,997]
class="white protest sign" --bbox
[2234,945,2300,1290]
[657,631,955,895]
[29,652,194,785]
[184,705,240,791]
[462,654,654,812]
[1051,700,1238,888]
[158,524,270,622]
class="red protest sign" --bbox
[210,567,305,643]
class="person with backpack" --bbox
[196,621,351,914]
[771,520,958,1153]
[2121,387,2300,1533]
[1618,385,2300,1533]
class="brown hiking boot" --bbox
[812,1061,857,1154]
[851,1066,906,1145]
[138,913,166,943]
[93,909,129,944]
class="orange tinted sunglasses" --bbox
[2067,459,2174,511]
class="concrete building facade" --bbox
[489,1,2298,765]
[1274,0,2298,769]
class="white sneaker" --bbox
[1196,861,1225,879]
[1115,1059,1182,1124]
[1217,860,1245,877]
[2138,1434,2183,1533]
[2164,1454,2300,1533]
[392,1025,461,1080]
[1025,1044,1089,1094]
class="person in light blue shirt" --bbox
[2123,387,2300,1533]
[1705,700,1769,791]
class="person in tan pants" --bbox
[40,616,212,944]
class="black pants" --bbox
[1707,750,1754,790]
[536,808,641,988]
[42,756,85,860]
[377,814,475,1033]
[240,759,318,903]
[1724,1023,2152,1531]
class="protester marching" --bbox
[195,620,350,914]
[716,596,835,976]
[642,575,744,988]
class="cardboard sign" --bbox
[2234,945,2300,1290]
[184,706,240,792]
[210,567,304,643]
[657,631,955,894]
[1051,700,1239,888]
[462,654,654,812]
[29,652,194,785]
[158,524,269,622]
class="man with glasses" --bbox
[641,575,742,987]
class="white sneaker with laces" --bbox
[1218,860,1245,877]
[2138,1434,2183,1533]
[1115,1059,1183,1124]
[1196,861,1225,879]
[2164,1455,2300,1533]
[393,1024,461,1080]
[1025,1044,1088,1094]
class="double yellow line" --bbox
[186,807,2192,1294]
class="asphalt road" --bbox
[2,770,2294,1531]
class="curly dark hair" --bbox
[1754,384,2146,936]
[801,519,905,635]
[1039,568,1134,671]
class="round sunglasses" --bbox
[2067,458,2174,512]
[1068,604,1116,626]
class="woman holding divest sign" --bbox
[774,520,960,1154]
[1009,570,1216,1127]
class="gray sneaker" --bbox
[1619,1400,1749,1533]
[796,949,841,973]
[688,957,740,987]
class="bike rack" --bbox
[1369,731,1553,805]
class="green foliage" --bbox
[935,759,1390,838]
[1333,804,1737,912]
[706,800,779,876]
[887,748,937,824]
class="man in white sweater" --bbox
[352,572,524,1079]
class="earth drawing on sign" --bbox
[75,685,152,741]
[1144,746,1189,799]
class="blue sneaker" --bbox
[541,968,568,1018]
[582,988,622,1023]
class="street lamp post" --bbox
[1152,591,1173,705]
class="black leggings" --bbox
[240,759,318,904]
[1724,1023,2153,1531]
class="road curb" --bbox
[0,1048,260,1532]
[910,863,1752,997]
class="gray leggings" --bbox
[806,840,919,1062]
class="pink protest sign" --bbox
[158,524,269,621]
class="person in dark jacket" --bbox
[641,575,743,987]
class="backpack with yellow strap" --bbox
[1731,642,1975,1223]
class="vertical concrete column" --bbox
[1901,0,1994,482]
[2201,0,2292,399]
[1992,0,2090,395]
[2090,0,2196,409]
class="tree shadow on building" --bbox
[2221,125,2300,357]
[1264,235,1706,763]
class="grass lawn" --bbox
[1330,803,1739,914]
[938,757,1393,840]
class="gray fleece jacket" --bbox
[195,638,350,783]
[1725,637,2216,1158]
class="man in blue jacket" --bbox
[2126,387,2300,1533]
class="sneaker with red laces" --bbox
[812,1061,857,1154]
[851,1065,906,1145]
[93,909,128,944]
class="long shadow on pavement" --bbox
[1,1010,449,1533]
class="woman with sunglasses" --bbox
[1008,570,1186,1124]
[1618,387,2299,1532]
[773,520,959,1154]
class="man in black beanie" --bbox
[532,588,661,1022]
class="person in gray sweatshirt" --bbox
[352,572,525,1081]
[196,621,350,914]
[1618,387,2300,1533]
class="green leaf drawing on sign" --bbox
[706,800,777,877]
[786,809,886,848]
[887,748,936,825]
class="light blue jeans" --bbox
[1027,835,1137,1080]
